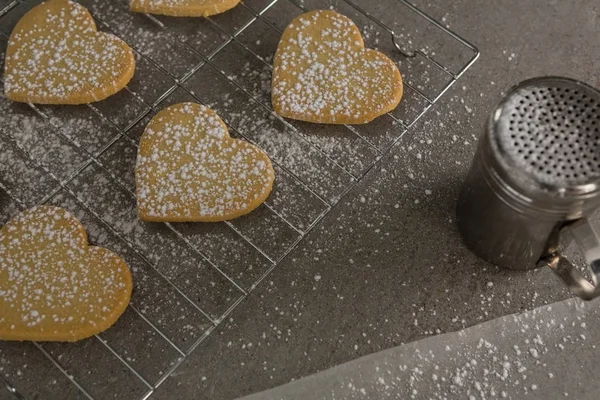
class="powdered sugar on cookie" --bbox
[130,0,241,17]
[4,0,135,104]
[0,206,132,342]
[272,10,403,124]
[136,103,275,222]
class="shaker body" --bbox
[457,144,559,270]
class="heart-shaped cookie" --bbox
[130,0,241,17]
[272,10,403,124]
[136,103,275,222]
[3,0,135,105]
[0,206,132,342]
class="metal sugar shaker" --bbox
[457,76,600,300]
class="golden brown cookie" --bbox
[136,103,275,222]
[130,0,241,17]
[3,0,135,105]
[0,206,133,342]
[272,10,403,124]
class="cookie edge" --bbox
[136,103,276,222]
[138,149,275,223]
[3,0,136,105]
[0,206,133,342]
[271,10,403,124]
[130,0,242,17]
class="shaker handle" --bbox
[569,218,600,285]
[539,218,600,300]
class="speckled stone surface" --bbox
[150,1,600,399]
[0,0,599,399]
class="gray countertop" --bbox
[240,297,600,400]
[153,0,600,399]
[1,0,599,399]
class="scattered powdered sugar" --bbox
[236,297,595,400]
[4,0,133,104]
[272,10,402,124]
[136,103,275,220]
[0,206,130,339]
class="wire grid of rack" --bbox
[0,0,478,398]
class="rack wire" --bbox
[0,0,479,398]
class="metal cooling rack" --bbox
[0,0,479,398]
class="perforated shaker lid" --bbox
[493,77,600,192]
